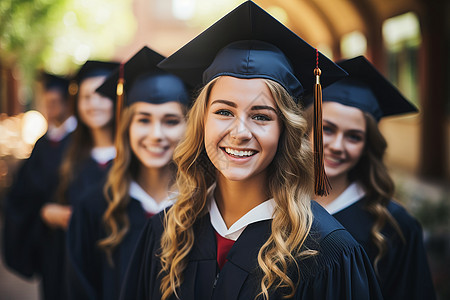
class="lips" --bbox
[324,154,344,167]
[222,147,257,158]
[87,110,106,115]
[144,145,169,155]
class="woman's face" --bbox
[204,76,282,182]
[129,101,186,169]
[77,76,113,130]
[322,101,366,181]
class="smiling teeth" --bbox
[224,148,256,157]
[326,157,341,163]
[146,146,165,154]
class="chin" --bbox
[142,157,172,169]
[218,169,254,182]
[325,168,347,180]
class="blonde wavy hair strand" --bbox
[97,105,136,265]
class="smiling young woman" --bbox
[119,2,383,300]
[29,60,118,300]
[56,61,119,210]
[313,56,436,299]
[66,47,190,300]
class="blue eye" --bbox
[214,109,233,117]
[252,114,271,121]
[323,125,333,134]
[165,119,181,126]
[347,134,363,142]
[138,118,150,124]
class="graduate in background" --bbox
[312,56,436,299]
[120,2,382,299]
[31,61,118,300]
[55,60,119,209]
[42,73,78,144]
[2,72,76,300]
[66,46,190,300]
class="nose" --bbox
[327,133,344,153]
[229,118,252,141]
[89,93,102,106]
[149,121,163,141]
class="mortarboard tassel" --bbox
[115,63,125,129]
[313,49,331,196]
[68,80,78,116]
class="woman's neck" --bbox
[316,174,351,207]
[215,171,270,228]
[136,165,173,203]
[90,126,114,148]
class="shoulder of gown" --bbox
[380,200,436,299]
[66,183,108,300]
[68,182,150,300]
[2,132,71,278]
[119,209,166,300]
[290,201,383,299]
[333,198,436,299]
[120,204,383,300]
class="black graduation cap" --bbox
[322,56,418,121]
[73,60,120,84]
[158,1,344,196]
[69,60,119,97]
[157,0,347,103]
[42,72,70,94]
[96,46,189,107]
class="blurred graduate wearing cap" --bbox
[2,72,78,300]
[310,55,436,299]
[66,46,190,300]
[17,61,118,300]
[55,60,120,209]
[120,2,383,300]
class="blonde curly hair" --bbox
[159,77,316,300]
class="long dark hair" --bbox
[56,79,115,204]
[349,112,405,273]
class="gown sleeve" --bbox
[119,214,163,300]
[66,187,104,300]
[2,138,49,277]
[295,228,383,299]
[378,202,436,300]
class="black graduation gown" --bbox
[39,156,113,300]
[66,184,148,300]
[66,157,113,207]
[2,133,72,300]
[120,201,383,300]
[333,198,436,300]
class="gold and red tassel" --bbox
[313,49,331,196]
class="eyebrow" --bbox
[163,114,183,118]
[211,100,277,113]
[135,111,151,116]
[135,112,182,118]
[210,99,236,107]
[324,120,366,134]
[251,105,277,113]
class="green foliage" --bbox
[0,0,136,96]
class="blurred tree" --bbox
[0,0,136,106]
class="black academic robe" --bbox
[333,198,436,300]
[66,157,113,207]
[66,184,148,300]
[37,156,113,300]
[119,201,383,300]
[2,133,72,300]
